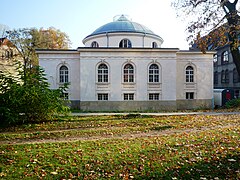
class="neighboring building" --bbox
[37,15,214,111]
[0,37,21,75]
[213,44,240,98]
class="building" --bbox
[213,44,240,98]
[0,38,21,74]
[37,15,214,111]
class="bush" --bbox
[225,98,240,108]
[0,66,69,126]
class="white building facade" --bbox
[37,15,214,111]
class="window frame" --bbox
[119,39,132,48]
[149,93,160,100]
[123,93,134,101]
[97,63,109,83]
[59,65,69,83]
[186,92,194,100]
[97,93,109,101]
[221,51,229,65]
[152,42,158,48]
[185,66,194,83]
[91,41,99,48]
[123,63,134,83]
[149,64,159,83]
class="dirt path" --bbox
[0,124,236,145]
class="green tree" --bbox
[0,64,69,126]
[172,0,240,75]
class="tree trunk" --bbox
[223,0,240,76]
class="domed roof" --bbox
[84,15,160,39]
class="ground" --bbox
[0,112,239,179]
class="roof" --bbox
[84,15,160,39]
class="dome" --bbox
[84,15,160,39]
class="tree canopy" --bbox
[6,27,71,68]
[172,0,240,75]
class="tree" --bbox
[0,64,69,126]
[6,27,71,73]
[172,0,240,75]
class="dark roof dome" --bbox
[85,15,160,39]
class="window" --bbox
[186,66,194,83]
[152,42,158,48]
[149,64,159,83]
[213,54,218,66]
[98,64,108,83]
[149,93,159,100]
[91,41,99,48]
[119,39,132,48]
[98,93,108,101]
[221,51,229,64]
[221,70,225,83]
[214,71,218,84]
[225,69,229,83]
[124,93,134,100]
[59,65,69,83]
[123,64,134,83]
[233,68,240,83]
[186,92,194,99]
[221,69,229,83]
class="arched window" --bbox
[186,66,194,83]
[119,39,132,48]
[91,41,99,48]
[123,64,134,82]
[98,63,108,83]
[233,68,240,83]
[59,65,69,83]
[221,51,229,64]
[152,42,158,48]
[149,64,159,83]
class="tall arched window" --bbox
[186,66,194,83]
[221,51,229,64]
[59,65,69,83]
[152,42,158,48]
[119,39,132,48]
[123,64,134,82]
[91,41,99,48]
[98,63,108,83]
[149,64,159,83]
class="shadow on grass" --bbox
[140,154,240,180]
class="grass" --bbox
[0,114,240,179]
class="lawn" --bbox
[0,114,239,179]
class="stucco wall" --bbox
[83,32,163,48]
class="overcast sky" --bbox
[1,0,190,49]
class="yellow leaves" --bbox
[50,171,58,175]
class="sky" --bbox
[1,0,190,49]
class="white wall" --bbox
[83,32,163,48]
[38,51,80,101]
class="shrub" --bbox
[0,66,69,126]
[225,98,240,108]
